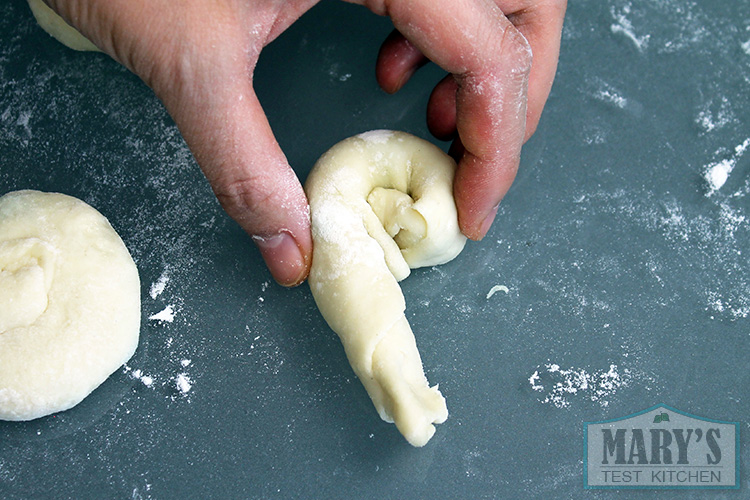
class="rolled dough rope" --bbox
[0,190,140,421]
[27,0,99,52]
[305,130,467,446]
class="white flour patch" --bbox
[456,302,473,315]
[581,122,608,145]
[15,110,32,140]
[123,365,154,388]
[582,78,641,117]
[594,89,628,109]
[610,4,649,51]
[704,160,733,194]
[175,373,192,394]
[530,363,631,408]
[600,1,728,56]
[703,138,750,196]
[592,80,629,109]
[148,305,175,323]
[125,353,198,402]
[149,269,170,299]
[529,371,544,392]
[526,463,582,496]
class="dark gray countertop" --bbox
[1,0,748,498]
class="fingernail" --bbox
[477,204,500,240]
[394,70,413,92]
[252,231,307,287]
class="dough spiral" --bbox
[0,190,140,421]
[305,131,466,446]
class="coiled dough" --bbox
[305,131,467,446]
[0,190,140,421]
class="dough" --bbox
[0,190,140,421]
[305,131,467,446]
[27,0,99,52]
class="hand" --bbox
[46,0,319,286]
[367,0,567,240]
[44,0,565,286]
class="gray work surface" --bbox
[1,0,748,498]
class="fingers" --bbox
[147,43,314,287]
[375,30,429,94]
[450,20,534,241]
[506,0,567,140]
[426,75,458,141]
[366,0,534,240]
[166,81,313,287]
[377,1,566,143]
[43,0,315,286]
[370,0,566,240]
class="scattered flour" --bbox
[706,290,750,320]
[583,79,639,116]
[327,62,352,82]
[576,187,749,321]
[123,366,154,388]
[717,202,747,238]
[530,363,631,408]
[124,355,197,399]
[529,371,543,392]
[592,80,629,109]
[696,96,736,133]
[600,0,734,56]
[610,4,650,51]
[594,89,627,109]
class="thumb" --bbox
[39,0,313,286]
[162,80,312,287]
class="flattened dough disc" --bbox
[0,190,140,421]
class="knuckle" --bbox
[500,25,533,76]
[212,176,269,223]
[358,0,390,17]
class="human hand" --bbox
[365,0,567,239]
[43,0,565,286]
[43,0,319,287]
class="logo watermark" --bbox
[584,404,739,489]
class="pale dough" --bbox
[0,190,140,421]
[27,0,99,52]
[305,131,467,446]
